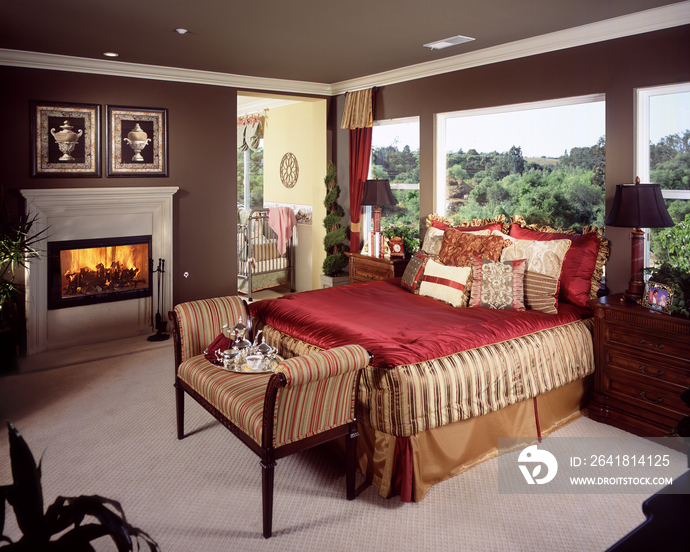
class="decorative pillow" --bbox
[426,213,506,233]
[500,238,571,314]
[509,218,608,308]
[421,226,446,256]
[439,229,507,268]
[469,256,526,310]
[401,252,430,293]
[418,258,472,307]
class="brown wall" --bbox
[345,25,690,295]
[0,67,239,307]
[2,23,689,314]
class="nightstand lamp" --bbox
[360,177,396,233]
[605,177,674,302]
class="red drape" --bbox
[348,92,376,252]
[348,127,373,251]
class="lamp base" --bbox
[622,227,646,303]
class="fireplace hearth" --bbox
[48,235,152,309]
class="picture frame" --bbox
[107,106,168,177]
[31,101,101,177]
[641,281,674,314]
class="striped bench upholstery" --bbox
[170,296,370,539]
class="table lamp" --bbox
[605,177,674,302]
[360,177,396,233]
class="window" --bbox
[237,144,263,209]
[364,117,420,237]
[636,83,690,270]
[435,95,606,231]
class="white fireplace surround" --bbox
[20,187,177,356]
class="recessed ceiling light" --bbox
[424,35,475,50]
[175,28,188,35]
[103,52,119,58]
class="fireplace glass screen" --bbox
[48,235,152,309]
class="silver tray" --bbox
[212,354,283,374]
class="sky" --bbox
[372,92,690,159]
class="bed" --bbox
[237,208,295,301]
[248,214,609,501]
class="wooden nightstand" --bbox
[588,294,690,438]
[345,252,410,284]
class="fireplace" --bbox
[20,187,177,355]
[47,235,152,310]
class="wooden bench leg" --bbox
[346,421,359,501]
[261,459,276,538]
[175,379,185,440]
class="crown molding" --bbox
[1,2,688,97]
[0,49,333,97]
[330,1,690,94]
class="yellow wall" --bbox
[263,99,327,290]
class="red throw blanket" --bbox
[249,278,590,369]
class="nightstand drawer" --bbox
[606,351,690,389]
[605,323,690,359]
[353,266,388,281]
[603,369,690,418]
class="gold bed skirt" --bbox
[351,376,590,501]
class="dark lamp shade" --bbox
[605,183,674,228]
[360,179,396,206]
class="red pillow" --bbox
[508,225,601,308]
[431,220,451,230]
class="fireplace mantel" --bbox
[20,187,178,355]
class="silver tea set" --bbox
[213,318,280,373]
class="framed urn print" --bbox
[31,101,101,177]
[107,106,168,177]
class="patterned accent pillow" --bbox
[523,271,560,314]
[401,252,430,293]
[438,229,507,268]
[469,256,526,310]
[418,258,472,307]
[422,227,492,256]
[500,238,572,313]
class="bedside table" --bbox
[345,252,410,284]
[588,294,690,438]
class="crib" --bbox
[237,208,295,301]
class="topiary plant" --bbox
[322,162,349,277]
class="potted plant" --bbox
[1,197,47,372]
[320,162,350,288]
[1,421,160,551]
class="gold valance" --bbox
[340,89,374,130]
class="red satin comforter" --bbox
[248,278,590,369]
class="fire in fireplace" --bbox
[47,235,152,309]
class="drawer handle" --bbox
[639,391,663,404]
[639,339,664,350]
[639,365,664,377]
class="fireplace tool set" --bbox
[147,258,169,342]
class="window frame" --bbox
[434,94,606,216]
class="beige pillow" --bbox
[418,258,472,307]
[500,238,571,313]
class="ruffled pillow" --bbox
[418,259,472,307]
[500,238,571,314]
[469,256,526,310]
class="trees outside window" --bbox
[436,95,606,232]
[637,83,690,270]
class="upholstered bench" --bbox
[170,296,371,538]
